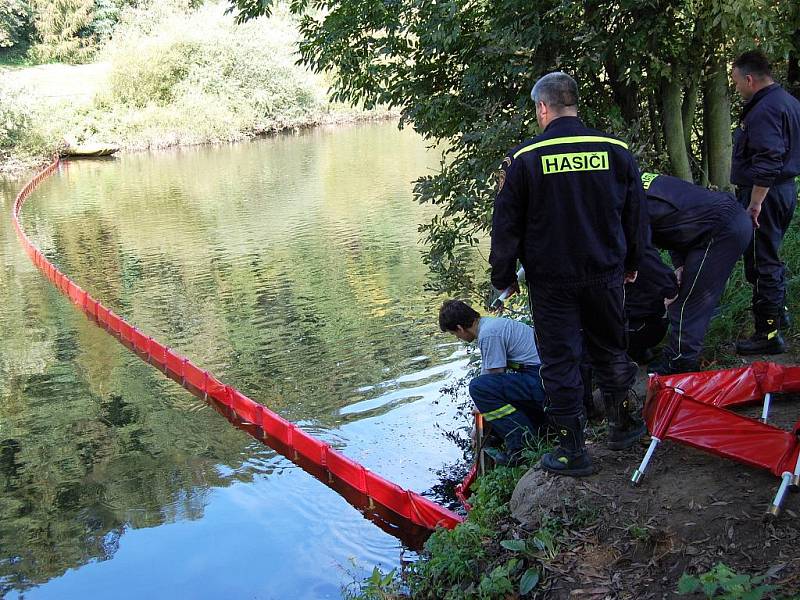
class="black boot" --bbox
[647,355,700,376]
[602,390,647,450]
[540,415,593,477]
[736,312,786,355]
[580,363,603,422]
[779,306,791,330]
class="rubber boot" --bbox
[580,363,602,422]
[602,390,647,450]
[779,306,791,331]
[540,415,593,477]
[736,312,786,355]
[647,354,700,376]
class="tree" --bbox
[29,0,96,63]
[0,0,32,51]
[229,0,800,295]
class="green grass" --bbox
[344,438,584,600]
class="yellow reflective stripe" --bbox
[482,404,517,421]
[513,135,628,159]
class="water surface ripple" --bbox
[0,123,474,599]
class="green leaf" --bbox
[520,568,540,595]
[677,574,700,594]
[500,539,527,552]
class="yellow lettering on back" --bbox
[541,151,610,175]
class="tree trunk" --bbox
[649,95,663,153]
[660,78,692,181]
[681,77,699,159]
[703,60,732,191]
[605,60,639,123]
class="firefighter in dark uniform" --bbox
[641,173,752,374]
[489,72,648,477]
[731,50,800,354]
[624,246,678,363]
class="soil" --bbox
[505,359,800,599]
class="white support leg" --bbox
[790,450,800,491]
[767,472,793,518]
[760,392,772,423]
[631,436,661,485]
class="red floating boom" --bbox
[13,158,463,534]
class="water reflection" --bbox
[0,122,476,598]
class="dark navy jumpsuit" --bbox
[490,116,647,419]
[731,83,800,317]
[624,246,677,362]
[643,174,752,364]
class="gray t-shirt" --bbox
[476,316,541,375]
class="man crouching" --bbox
[439,299,546,466]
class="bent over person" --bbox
[439,300,545,466]
[731,50,800,354]
[489,72,648,477]
[642,174,752,374]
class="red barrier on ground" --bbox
[637,364,800,515]
[13,158,462,533]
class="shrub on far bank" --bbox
[90,2,329,146]
[1,1,388,174]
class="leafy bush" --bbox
[677,563,777,600]
[0,83,33,149]
[0,0,32,51]
[101,2,327,141]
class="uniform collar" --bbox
[741,82,781,120]
[543,115,584,133]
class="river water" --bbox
[0,122,476,599]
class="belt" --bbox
[507,362,539,373]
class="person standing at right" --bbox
[731,50,800,354]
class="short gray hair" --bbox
[530,72,578,108]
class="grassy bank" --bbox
[0,2,391,178]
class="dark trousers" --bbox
[627,314,668,362]
[664,210,752,362]
[531,280,636,418]
[737,181,797,314]
[469,370,546,453]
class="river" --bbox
[0,122,476,599]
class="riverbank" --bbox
[349,354,800,599]
[0,2,394,180]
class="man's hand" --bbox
[490,280,520,313]
[748,185,770,229]
[674,266,684,287]
[747,201,763,228]
[624,271,638,284]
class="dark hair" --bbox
[733,50,772,79]
[438,299,480,332]
[530,72,579,108]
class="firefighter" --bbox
[641,173,752,374]
[731,50,800,354]
[489,72,648,477]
